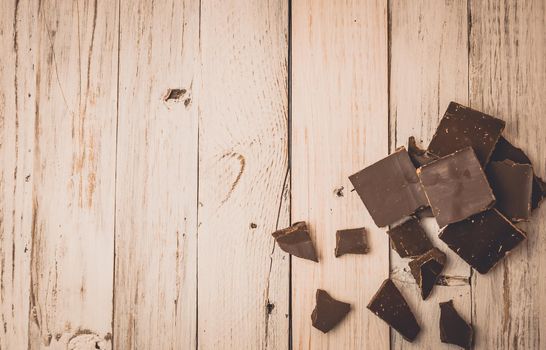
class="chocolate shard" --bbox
[489,136,546,210]
[408,136,439,168]
[486,160,533,222]
[387,217,433,258]
[409,248,446,300]
[439,209,526,274]
[367,279,420,342]
[427,102,505,166]
[439,300,473,349]
[335,227,369,257]
[417,147,496,227]
[414,206,434,219]
[349,147,429,227]
[311,289,351,333]
[272,222,318,262]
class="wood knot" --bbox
[163,88,187,102]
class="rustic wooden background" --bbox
[1,0,544,349]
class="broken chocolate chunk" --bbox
[427,102,505,166]
[439,300,473,349]
[439,209,526,274]
[417,147,496,227]
[490,136,546,210]
[349,147,428,227]
[272,222,318,262]
[387,217,433,258]
[311,289,351,333]
[408,136,439,168]
[409,248,446,300]
[335,227,369,257]
[486,160,533,221]
[367,279,420,342]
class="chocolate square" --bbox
[409,248,446,300]
[272,222,318,262]
[417,147,495,227]
[439,209,526,274]
[486,160,533,221]
[335,227,369,257]
[349,147,428,227]
[439,300,473,349]
[428,102,505,165]
[387,217,433,258]
[367,279,420,342]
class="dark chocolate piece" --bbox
[427,102,505,165]
[272,222,318,262]
[486,160,533,221]
[439,300,473,349]
[387,218,433,258]
[490,136,546,210]
[311,289,351,333]
[409,248,446,300]
[417,147,495,227]
[408,136,439,168]
[335,227,369,257]
[349,147,428,227]
[367,279,420,342]
[439,209,526,274]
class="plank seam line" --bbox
[287,0,293,348]
[387,0,393,348]
[111,0,122,347]
[195,1,202,349]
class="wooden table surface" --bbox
[1,0,544,349]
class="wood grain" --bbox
[28,0,118,348]
[470,1,546,348]
[291,0,389,348]
[114,0,199,349]
[0,0,36,348]
[197,1,289,349]
[389,1,471,348]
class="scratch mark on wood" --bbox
[219,152,246,205]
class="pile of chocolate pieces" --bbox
[271,102,546,348]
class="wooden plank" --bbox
[114,0,199,349]
[197,0,289,348]
[389,0,471,348]
[28,0,118,348]
[0,0,36,348]
[291,0,389,348]
[469,1,545,348]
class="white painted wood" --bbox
[291,0,389,348]
[114,0,199,349]
[0,0,36,348]
[470,1,546,348]
[28,0,118,348]
[389,1,471,348]
[197,1,289,349]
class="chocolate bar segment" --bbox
[486,160,533,221]
[417,147,496,227]
[408,136,439,168]
[272,222,318,262]
[349,147,428,227]
[427,102,505,166]
[409,248,446,300]
[367,279,420,342]
[439,209,526,274]
[335,227,369,257]
[387,218,433,258]
[490,136,546,210]
[439,300,473,349]
[311,289,351,333]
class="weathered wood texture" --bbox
[0,0,35,349]
[197,1,289,349]
[114,0,199,349]
[470,1,546,349]
[28,0,118,348]
[389,1,472,348]
[291,0,389,349]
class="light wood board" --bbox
[197,0,289,349]
[291,0,389,349]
